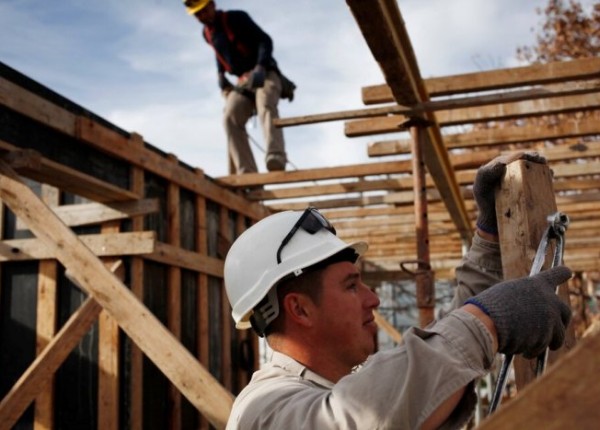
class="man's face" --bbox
[312,261,380,369]
[194,1,216,25]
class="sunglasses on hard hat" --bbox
[276,207,336,264]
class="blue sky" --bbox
[1,0,596,178]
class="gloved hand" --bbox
[465,265,572,358]
[473,152,546,235]
[245,65,266,89]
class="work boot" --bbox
[266,154,286,172]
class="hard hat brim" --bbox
[185,0,211,14]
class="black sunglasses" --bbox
[276,207,336,264]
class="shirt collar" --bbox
[270,351,335,389]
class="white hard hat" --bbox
[224,208,368,335]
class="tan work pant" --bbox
[223,70,286,174]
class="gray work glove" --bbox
[473,152,546,234]
[465,265,572,359]
[245,65,266,89]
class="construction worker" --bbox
[184,0,288,174]
[223,153,572,429]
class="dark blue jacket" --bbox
[203,10,276,78]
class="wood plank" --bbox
[234,213,253,392]
[478,328,600,429]
[0,145,139,202]
[346,0,424,105]
[98,226,122,430]
[0,77,268,220]
[195,185,210,430]
[166,157,182,430]
[0,161,234,429]
[128,133,144,430]
[76,119,269,221]
[347,0,472,243]
[0,232,157,262]
[345,93,600,136]
[373,311,403,345]
[34,183,59,430]
[368,115,600,156]
[34,260,57,430]
[362,57,600,104]
[0,75,76,136]
[246,149,499,201]
[256,153,600,203]
[216,159,413,187]
[496,159,576,390]
[276,85,598,128]
[265,162,600,213]
[16,198,159,230]
[147,242,224,278]
[219,207,232,392]
[0,297,103,429]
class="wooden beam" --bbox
[0,297,103,429]
[478,327,600,428]
[166,155,182,430]
[346,93,600,136]
[0,76,269,220]
[16,198,159,230]
[346,0,424,105]
[195,186,211,430]
[496,159,576,390]
[0,161,233,429]
[219,207,233,392]
[33,184,60,430]
[97,255,123,430]
[0,146,139,202]
[34,260,57,430]
[216,159,413,187]
[368,115,600,156]
[347,0,472,243]
[362,57,600,104]
[0,232,157,261]
[128,134,145,429]
[147,242,224,278]
[276,85,598,128]
[373,311,404,345]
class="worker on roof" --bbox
[184,0,292,174]
[223,152,572,429]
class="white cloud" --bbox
[2,0,595,178]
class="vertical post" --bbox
[34,184,59,430]
[219,207,233,391]
[166,154,182,430]
[129,133,145,430]
[98,222,122,430]
[496,158,576,390]
[407,117,435,328]
[195,169,210,430]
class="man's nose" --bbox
[362,283,380,309]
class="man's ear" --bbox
[282,293,314,328]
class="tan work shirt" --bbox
[227,234,502,429]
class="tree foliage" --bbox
[517,0,600,63]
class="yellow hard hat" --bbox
[183,0,211,15]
